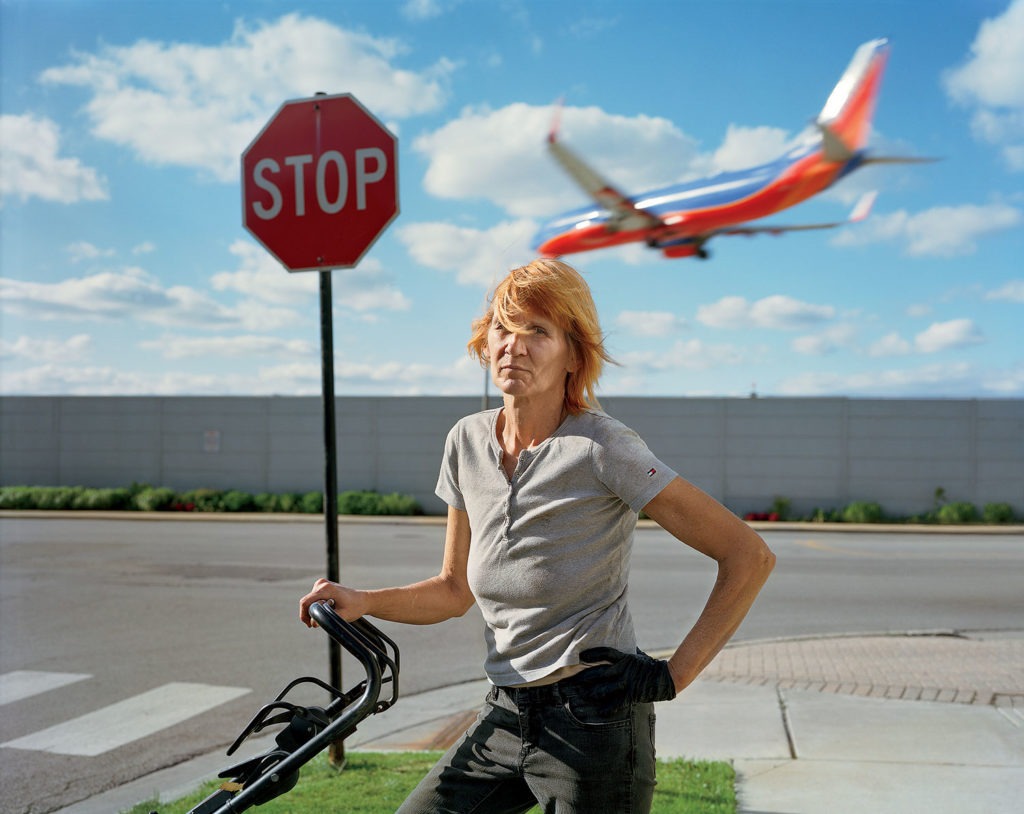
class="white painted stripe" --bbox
[1,682,251,756]
[0,671,92,706]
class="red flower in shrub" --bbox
[744,511,780,521]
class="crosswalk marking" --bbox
[0,671,92,706]
[1,682,251,756]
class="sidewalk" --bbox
[58,629,1024,814]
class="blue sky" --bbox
[2,0,1022,399]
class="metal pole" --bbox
[319,269,344,768]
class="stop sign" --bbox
[242,94,399,271]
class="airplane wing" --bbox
[653,192,876,259]
[547,110,663,233]
[713,190,877,237]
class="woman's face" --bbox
[487,307,576,401]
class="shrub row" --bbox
[2,484,1016,524]
[0,484,422,516]
[744,497,1018,524]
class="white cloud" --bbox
[0,114,108,204]
[694,296,748,329]
[791,323,857,356]
[778,360,1023,397]
[2,364,289,396]
[777,362,981,397]
[413,102,698,217]
[983,361,1024,393]
[701,124,791,174]
[397,219,537,286]
[621,338,755,373]
[568,16,619,38]
[614,310,685,338]
[751,296,836,329]
[867,320,985,357]
[40,14,454,181]
[0,353,481,396]
[139,334,315,360]
[833,202,1023,256]
[0,266,299,330]
[213,240,323,304]
[944,0,1024,169]
[697,295,835,330]
[213,240,411,313]
[258,353,481,395]
[869,332,913,358]
[790,335,830,356]
[67,241,116,262]
[867,320,986,357]
[914,318,985,353]
[986,279,1024,302]
[0,334,92,363]
[330,262,414,313]
[0,364,167,395]
[402,0,447,20]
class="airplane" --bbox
[532,38,932,261]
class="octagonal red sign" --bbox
[242,94,399,271]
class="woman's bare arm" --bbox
[642,477,775,693]
[299,505,475,627]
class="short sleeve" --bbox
[591,417,677,513]
[435,423,467,510]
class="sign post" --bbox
[242,93,399,766]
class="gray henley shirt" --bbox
[435,407,677,686]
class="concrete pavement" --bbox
[58,629,1024,814]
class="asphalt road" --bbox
[1,515,1021,814]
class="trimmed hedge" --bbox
[746,498,1017,525]
[2,485,1017,524]
[0,484,421,516]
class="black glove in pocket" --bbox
[576,647,677,715]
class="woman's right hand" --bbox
[299,577,369,627]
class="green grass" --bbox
[125,751,735,814]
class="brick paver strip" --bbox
[700,633,1024,706]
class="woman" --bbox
[300,258,775,813]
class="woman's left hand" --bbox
[577,647,677,714]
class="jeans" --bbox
[396,674,658,813]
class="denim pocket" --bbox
[560,685,631,729]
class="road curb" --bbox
[3,511,1022,534]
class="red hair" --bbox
[468,259,613,413]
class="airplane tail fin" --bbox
[816,38,890,155]
[815,39,940,166]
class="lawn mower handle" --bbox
[165,601,400,814]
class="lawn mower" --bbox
[153,600,399,813]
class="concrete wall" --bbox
[1,396,1021,517]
